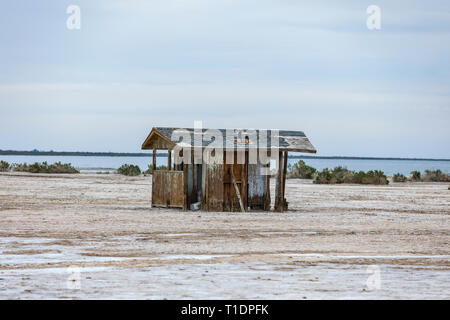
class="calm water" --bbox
[1,155,449,176]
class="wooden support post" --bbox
[192,152,196,204]
[152,147,157,171]
[274,150,283,212]
[282,151,288,211]
[242,150,248,211]
[265,163,271,211]
[168,149,172,171]
[183,164,188,211]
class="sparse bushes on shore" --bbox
[410,171,421,181]
[13,162,79,174]
[313,167,389,185]
[0,160,10,172]
[111,163,171,176]
[117,164,141,176]
[422,169,449,182]
[403,170,449,182]
[143,165,168,175]
[393,173,407,182]
[287,160,317,179]
[285,160,449,185]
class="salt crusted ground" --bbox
[0,172,449,299]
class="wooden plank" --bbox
[152,170,185,209]
[223,152,228,211]
[183,164,188,211]
[222,151,247,212]
[233,152,244,211]
[282,151,288,211]
[204,151,224,211]
[152,170,168,207]
[169,171,184,208]
[265,163,271,211]
[231,169,245,213]
[152,147,157,171]
[274,151,283,212]
[201,162,207,210]
[242,150,248,210]
[168,150,172,170]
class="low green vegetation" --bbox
[117,164,141,176]
[287,160,317,179]
[13,162,79,174]
[0,160,10,172]
[313,167,389,185]
[114,163,171,176]
[393,173,407,182]
[422,169,449,182]
[410,171,421,181]
[407,170,449,182]
[143,165,168,175]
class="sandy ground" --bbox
[0,172,449,299]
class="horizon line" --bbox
[0,149,449,162]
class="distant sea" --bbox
[1,155,449,176]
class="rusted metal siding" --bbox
[152,170,184,208]
[248,163,269,210]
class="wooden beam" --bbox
[168,150,172,170]
[282,151,288,211]
[152,147,157,171]
[192,152,196,204]
[274,151,283,212]
[231,169,245,213]
[183,164,188,211]
[242,150,248,210]
[265,163,271,211]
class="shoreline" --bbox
[1,150,449,162]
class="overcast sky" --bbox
[1,0,449,157]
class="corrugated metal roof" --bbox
[142,127,316,153]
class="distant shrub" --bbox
[410,170,422,181]
[117,164,141,176]
[0,160,10,172]
[314,167,388,185]
[359,170,389,185]
[422,169,449,182]
[143,164,168,175]
[314,168,332,184]
[287,160,317,179]
[13,162,79,174]
[393,173,407,182]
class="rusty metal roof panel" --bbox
[142,127,316,153]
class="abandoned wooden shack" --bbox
[141,127,316,212]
